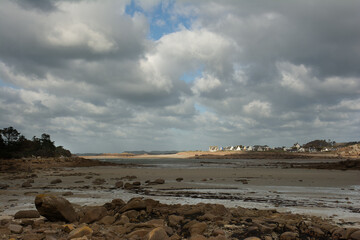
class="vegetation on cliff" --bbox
[0,126,71,159]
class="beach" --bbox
[1,155,359,227]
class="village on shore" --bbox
[209,139,358,153]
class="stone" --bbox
[127,229,151,238]
[280,231,298,240]
[92,178,106,185]
[124,182,135,190]
[21,219,34,226]
[14,210,40,219]
[168,215,184,227]
[63,192,74,196]
[22,181,32,188]
[153,179,165,184]
[98,215,116,225]
[212,229,225,236]
[115,181,123,188]
[189,222,207,236]
[176,178,183,182]
[50,179,62,184]
[133,181,141,186]
[68,226,93,239]
[80,206,107,224]
[350,230,360,240]
[120,198,146,212]
[112,198,126,207]
[116,215,130,225]
[63,224,75,233]
[0,183,9,189]
[189,235,207,240]
[147,227,169,240]
[9,224,23,234]
[35,193,77,222]
[244,238,261,240]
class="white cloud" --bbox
[47,23,117,53]
[243,100,272,118]
[192,73,221,94]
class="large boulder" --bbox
[34,194,77,222]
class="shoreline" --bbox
[81,150,345,160]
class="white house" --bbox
[209,146,219,152]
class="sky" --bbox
[0,0,359,153]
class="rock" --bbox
[244,238,261,240]
[115,181,123,188]
[127,229,151,238]
[35,193,77,222]
[189,235,207,240]
[112,198,126,207]
[21,219,34,226]
[133,181,141,186]
[212,229,225,236]
[80,206,107,224]
[332,227,358,239]
[63,224,75,233]
[168,215,184,227]
[189,222,207,236]
[63,192,74,196]
[22,181,32,188]
[9,224,23,234]
[280,231,298,240]
[0,183,9,189]
[98,215,116,225]
[124,182,135,190]
[176,178,183,182]
[92,178,106,185]
[116,215,130,225]
[350,230,360,240]
[50,179,62,184]
[120,198,146,212]
[147,227,169,240]
[68,226,93,239]
[14,210,40,219]
[153,179,165,184]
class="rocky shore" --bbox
[1,193,360,240]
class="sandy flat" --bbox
[1,160,359,227]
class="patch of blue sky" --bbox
[125,0,193,40]
[180,66,203,83]
[194,103,207,113]
[0,78,18,89]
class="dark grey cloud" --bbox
[14,0,58,12]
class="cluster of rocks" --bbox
[0,157,121,173]
[1,193,359,239]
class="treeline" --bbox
[0,126,71,159]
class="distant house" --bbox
[293,143,301,150]
[235,145,242,151]
[246,146,253,151]
[298,147,305,152]
[209,146,219,152]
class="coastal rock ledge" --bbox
[1,194,359,239]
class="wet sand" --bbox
[1,161,359,227]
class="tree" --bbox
[1,127,20,145]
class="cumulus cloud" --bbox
[0,0,359,152]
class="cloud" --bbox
[0,0,359,152]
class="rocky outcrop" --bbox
[34,193,77,222]
[2,194,359,239]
